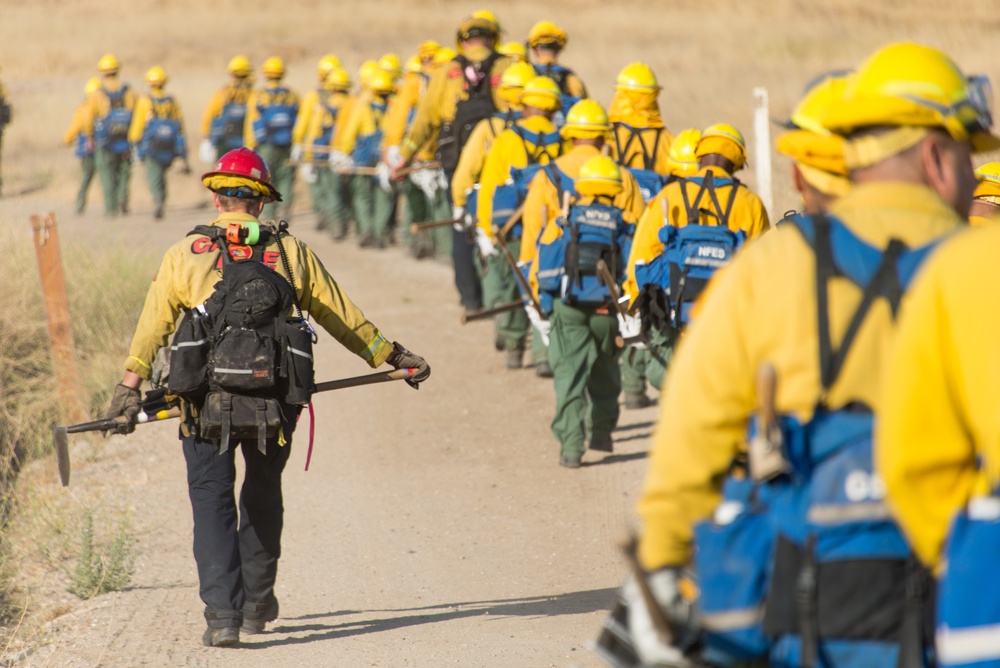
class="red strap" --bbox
[304,401,316,471]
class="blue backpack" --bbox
[74,132,91,158]
[633,173,746,328]
[311,100,340,160]
[139,97,184,165]
[351,100,387,168]
[611,122,669,203]
[536,187,633,307]
[533,63,581,127]
[93,86,133,153]
[693,214,942,668]
[252,87,298,148]
[490,125,562,237]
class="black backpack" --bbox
[168,224,316,452]
[437,51,502,173]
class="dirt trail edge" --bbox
[16,207,656,668]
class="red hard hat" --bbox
[201,147,282,201]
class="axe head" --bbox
[52,426,70,487]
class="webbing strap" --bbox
[256,398,267,454]
[679,173,739,228]
[612,123,662,170]
[220,393,232,454]
[513,124,562,164]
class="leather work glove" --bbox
[623,568,699,667]
[375,161,393,192]
[525,304,550,347]
[290,144,304,163]
[617,305,646,350]
[198,138,216,164]
[105,383,142,435]
[385,144,402,168]
[386,341,431,390]
[409,166,441,200]
[475,226,498,258]
[299,163,318,184]
[452,206,466,232]
[329,150,354,173]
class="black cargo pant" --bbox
[445,173,483,311]
[182,424,293,629]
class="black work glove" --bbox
[105,383,141,435]
[386,341,430,390]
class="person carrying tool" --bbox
[201,56,254,163]
[65,77,102,214]
[129,66,190,219]
[526,21,587,126]
[476,75,565,369]
[104,147,430,648]
[245,57,298,221]
[84,53,136,216]
[622,43,988,666]
[965,162,1000,225]
[391,10,511,313]
[291,54,341,229]
[332,68,397,248]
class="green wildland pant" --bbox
[621,347,649,395]
[548,300,622,458]
[311,166,351,235]
[401,179,452,259]
[350,176,394,244]
[76,154,96,213]
[482,236,529,351]
[644,327,677,392]
[257,144,294,222]
[95,147,131,214]
[143,157,169,208]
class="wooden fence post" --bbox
[31,213,87,424]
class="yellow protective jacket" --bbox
[623,166,771,302]
[532,54,588,99]
[608,89,674,174]
[300,91,349,161]
[875,222,1000,571]
[476,115,565,232]
[636,182,965,571]
[83,79,137,138]
[65,102,89,145]
[519,144,645,299]
[400,46,510,162]
[333,91,388,156]
[200,80,253,137]
[244,84,299,149]
[125,212,392,380]
[383,72,438,162]
[127,92,185,145]
[450,114,516,208]
[292,86,327,148]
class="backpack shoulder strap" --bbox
[612,122,639,168]
[633,126,663,170]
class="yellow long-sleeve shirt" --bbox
[519,144,645,297]
[244,84,299,149]
[623,166,771,301]
[875,222,1000,572]
[83,78,136,138]
[476,115,565,232]
[532,54,588,99]
[610,122,675,175]
[200,80,252,137]
[127,92,185,145]
[400,46,510,162]
[333,92,387,156]
[636,182,965,571]
[450,115,514,208]
[382,72,439,163]
[125,212,392,380]
[300,91,349,160]
[292,87,326,147]
[65,102,89,145]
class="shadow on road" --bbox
[245,588,616,649]
[584,451,648,467]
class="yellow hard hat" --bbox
[433,48,458,67]
[576,156,623,197]
[368,68,397,95]
[228,55,252,77]
[317,54,341,78]
[324,67,351,91]
[378,53,402,80]
[561,99,610,139]
[499,41,528,62]
[84,77,102,96]
[528,20,568,49]
[262,56,286,79]
[145,65,168,86]
[520,76,562,112]
[457,11,501,49]
[499,61,535,106]
[359,60,380,87]
[615,62,660,92]
[822,42,1000,156]
[666,128,702,177]
[696,123,747,170]
[974,162,1000,199]
[405,56,422,75]
[418,40,441,61]
[98,53,120,74]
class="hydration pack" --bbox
[489,125,563,237]
[693,214,942,667]
[612,122,668,203]
[74,132,91,158]
[438,52,502,173]
[168,224,317,453]
[139,96,184,165]
[532,63,582,127]
[94,86,133,153]
[313,100,340,156]
[252,87,298,148]
[351,100,387,168]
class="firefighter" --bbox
[526,20,588,118]
[245,57,298,221]
[103,147,430,647]
[65,77,102,214]
[85,53,136,216]
[200,56,254,163]
[128,66,190,219]
[299,67,353,236]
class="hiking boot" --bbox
[494,336,505,352]
[535,361,553,378]
[242,598,279,634]
[358,232,375,248]
[202,626,239,647]
[589,436,614,453]
[119,203,129,216]
[560,455,582,469]
[153,203,164,220]
[506,348,524,370]
[624,392,653,410]
[332,226,348,241]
